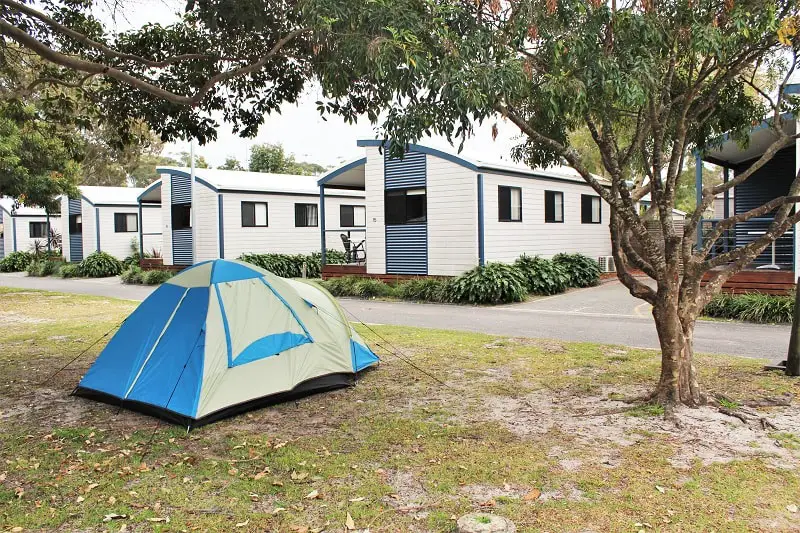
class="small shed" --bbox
[139,167,366,266]
[60,186,162,262]
[319,141,613,277]
[0,198,61,258]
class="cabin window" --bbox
[498,186,522,222]
[114,213,138,233]
[295,203,319,227]
[29,221,47,238]
[581,195,602,224]
[241,201,268,227]
[385,188,427,225]
[340,205,366,227]
[69,214,82,234]
[172,204,192,230]
[544,191,564,223]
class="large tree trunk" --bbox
[651,299,703,407]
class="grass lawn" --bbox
[1,287,799,532]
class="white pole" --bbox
[190,140,196,265]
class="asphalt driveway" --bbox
[0,273,789,360]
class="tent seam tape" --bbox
[214,283,233,368]
[124,287,190,399]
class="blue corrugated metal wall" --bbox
[171,173,193,265]
[733,146,795,267]
[384,150,428,275]
[68,199,83,262]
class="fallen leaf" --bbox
[272,507,287,515]
[655,485,666,494]
[108,496,117,504]
[102,513,128,522]
[345,512,356,530]
[254,471,267,480]
[290,527,309,533]
[85,483,99,493]
[305,489,320,500]
[523,489,541,501]
[272,480,284,487]
[348,497,365,502]
[291,471,309,481]
[11,528,23,532]
[788,504,798,513]
[146,517,169,523]
[76,496,85,503]
[235,520,249,528]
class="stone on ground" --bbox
[456,513,516,533]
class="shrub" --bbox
[552,253,601,288]
[353,278,394,298]
[27,260,60,277]
[58,263,83,278]
[397,278,452,303]
[0,251,34,272]
[702,292,794,324]
[142,269,173,285]
[120,265,144,284]
[448,263,528,304]
[79,251,123,278]
[122,252,142,269]
[322,276,362,297]
[514,254,569,295]
[239,250,346,279]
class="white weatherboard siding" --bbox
[98,206,139,260]
[482,172,612,263]
[427,155,478,276]
[364,146,386,275]
[161,174,173,265]
[9,215,61,254]
[195,184,219,262]
[222,193,365,258]
[141,206,162,256]
[81,199,97,255]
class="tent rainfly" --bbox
[74,259,379,427]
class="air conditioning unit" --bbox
[598,255,616,273]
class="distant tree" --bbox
[249,143,328,175]
[128,154,180,188]
[177,151,210,169]
[80,122,167,187]
[218,156,245,171]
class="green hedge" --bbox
[702,292,794,324]
[0,251,34,272]
[238,250,346,278]
[448,263,528,304]
[120,265,174,285]
[553,253,601,288]
[27,260,62,277]
[79,252,123,278]
[514,254,569,295]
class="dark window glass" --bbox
[340,205,366,227]
[498,186,522,222]
[29,221,47,238]
[544,191,564,223]
[114,213,138,233]
[69,214,82,234]
[385,188,427,225]
[241,202,268,227]
[581,194,602,224]
[295,203,319,227]
[172,203,191,230]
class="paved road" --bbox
[0,273,789,360]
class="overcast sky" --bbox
[96,0,526,170]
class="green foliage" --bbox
[321,276,362,297]
[120,265,144,284]
[249,143,328,175]
[78,252,123,278]
[396,278,452,303]
[142,269,173,285]
[177,151,210,168]
[702,292,794,324]
[448,263,528,304]
[552,253,601,288]
[218,156,245,171]
[0,251,34,272]
[26,260,61,277]
[57,263,83,278]
[352,278,394,298]
[238,250,345,278]
[514,255,569,295]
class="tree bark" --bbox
[651,299,703,407]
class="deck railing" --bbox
[323,228,367,265]
[701,217,794,269]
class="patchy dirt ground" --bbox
[1,288,800,532]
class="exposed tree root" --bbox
[662,404,684,429]
[718,405,781,431]
[621,390,658,404]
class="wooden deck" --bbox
[700,268,796,295]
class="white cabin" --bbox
[0,198,61,258]
[319,141,613,276]
[139,167,366,266]
[60,186,162,262]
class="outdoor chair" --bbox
[340,233,366,265]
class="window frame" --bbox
[544,190,565,224]
[498,185,523,222]
[340,205,367,228]
[69,214,82,234]
[29,221,47,238]
[295,203,319,228]
[384,188,428,225]
[241,201,269,228]
[114,212,138,233]
[581,194,602,224]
